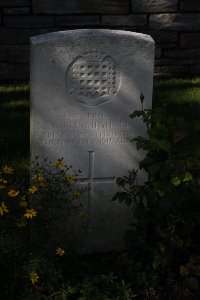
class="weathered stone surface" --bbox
[102,14,147,27]
[180,0,200,12]
[3,7,30,15]
[164,49,200,58]
[4,16,55,28]
[150,13,200,31]
[56,15,100,26]
[180,33,200,49]
[8,45,29,63]
[33,0,129,14]
[132,0,178,13]
[30,29,154,253]
[0,0,30,6]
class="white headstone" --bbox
[30,29,155,253]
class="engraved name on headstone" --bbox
[30,29,155,252]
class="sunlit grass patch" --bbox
[154,78,200,104]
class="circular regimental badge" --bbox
[66,51,120,106]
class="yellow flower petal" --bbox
[2,165,14,174]
[8,189,19,197]
[28,185,38,194]
[29,271,39,285]
[24,209,37,219]
[32,173,45,182]
[65,174,75,185]
[0,201,9,216]
[56,247,65,256]
[54,160,64,168]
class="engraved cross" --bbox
[82,151,116,202]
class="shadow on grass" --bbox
[0,85,30,165]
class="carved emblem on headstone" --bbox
[66,51,120,106]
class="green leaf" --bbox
[183,172,193,183]
[129,110,143,119]
[112,192,131,204]
[171,177,181,186]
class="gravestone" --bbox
[30,29,155,253]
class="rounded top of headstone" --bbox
[30,29,155,46]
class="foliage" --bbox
[1,81,200,299]
[0,158,86,299]
[113,93,200,299]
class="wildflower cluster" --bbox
[0,165,37,221]
[30,157,85,207]
[0,157,85,225]
[0,157,86,289]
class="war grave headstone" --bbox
[30,29,155,253]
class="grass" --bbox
[0,85,30,166]
[154,78,200,105]
[0,78,200,166]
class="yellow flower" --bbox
[54,160,64,168]
[32,172,45,182]
[56,247,65,256]
[8,189,19,197]
[73,190,81,198]
[28,185,38,194]
[29,271,39,285]
[0,201,9,216]
[65,174,74,185]
[0,178,7,184]
[2,165,14,174]
[24,208,37,219]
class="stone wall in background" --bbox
[0,0,199,82]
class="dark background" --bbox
[0,0,199,82]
